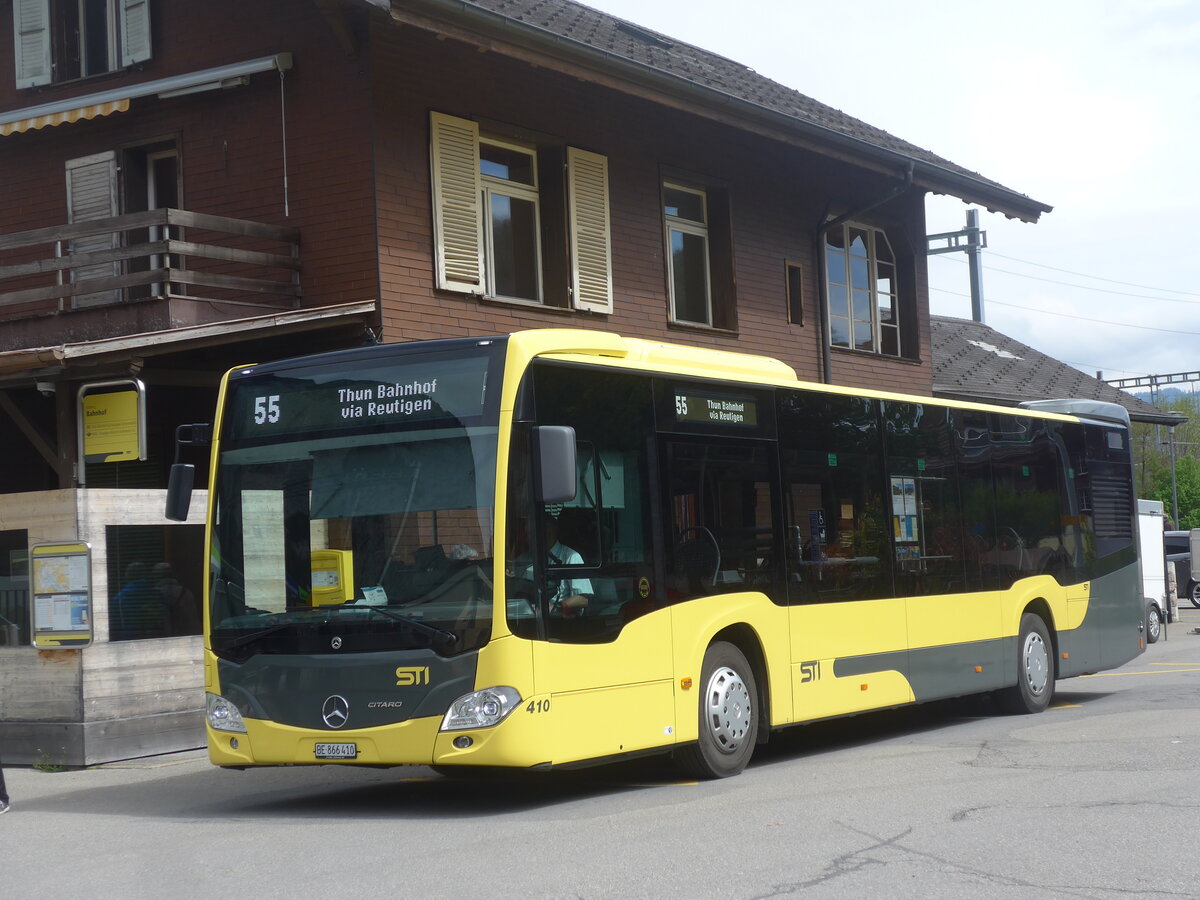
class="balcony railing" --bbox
[0,208,300,315]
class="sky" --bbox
[581,0,1200,385]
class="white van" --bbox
[1137,499,1170,642]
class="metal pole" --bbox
[966,209,985,323]
[1170,426,1179,526]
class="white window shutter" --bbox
[13,0,51,88]
[66,152,120,307]
[567,147,613,313]
[430,112,483,293]
[119,0,153,66]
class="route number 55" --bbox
[253,395,281,425]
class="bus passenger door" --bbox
[778,393,913,719]
[519,365,675,764]
[659,437,790,731]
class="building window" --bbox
[430,112,613,313]
[106,524,203,641]
[659,176,736,330]
[480,139,542,303]
[0,529,30,647]
[786,261,804,325]
[663,183,712,326]
[14,0,152,89]
[825,223,901,356]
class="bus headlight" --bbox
[207,692,247,733]
[440,686,522,731]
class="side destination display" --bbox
[674,388,759,427]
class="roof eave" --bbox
[378,0,1051,223]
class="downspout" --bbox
[815,162,914,384]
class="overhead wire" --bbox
[926,252,1185,379]
[929,282,1200,335]
[985,250,1200,298]
[929,252,1200,304]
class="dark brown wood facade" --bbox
[366,19,932,392]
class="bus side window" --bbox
[884,402,968,598]
[662,440,781,604]
[778,392,892,603]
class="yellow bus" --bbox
[168,329,1145,778]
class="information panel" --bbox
[31,542,93,648]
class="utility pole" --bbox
[1107,372,1200,527]
[927,209,988,322]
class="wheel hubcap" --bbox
[1022,632,1049,696]
[704,665,752,754]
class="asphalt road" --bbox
[3,608,1200,900]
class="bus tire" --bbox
[997,613,1054,715]
[675,641,758,779]
[1146,604,1162,644]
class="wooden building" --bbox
[0,0,1048,765]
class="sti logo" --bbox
[395,666,431,686]
[799,660,821,683]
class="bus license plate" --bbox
[314,742,357,760]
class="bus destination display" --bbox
[674,389,758,427]
[227,353,493,443]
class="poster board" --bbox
[31,541,93,648]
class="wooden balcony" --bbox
[0,208,300,350]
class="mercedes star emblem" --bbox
[322,694,350,729]
[331,636,343,650]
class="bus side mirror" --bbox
[165,464,195,522]
[164,422,211,522]
[534,425,577,504]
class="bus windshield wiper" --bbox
[220,609,324,649]
[223,621,296,650]
[351,604,459,649]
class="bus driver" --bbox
[509,513,592,616]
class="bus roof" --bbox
[506,329,1087,424]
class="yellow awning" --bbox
[0,98,129,137]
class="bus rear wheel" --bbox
[675,642,758,779]
[1146,604,1162,644]
[996,613,1054,715]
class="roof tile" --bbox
[454,0,1034,206]
[930,315,1183,425]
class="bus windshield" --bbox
[208,340,504,661]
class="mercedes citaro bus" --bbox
[167,329,1144,778]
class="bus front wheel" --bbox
[675,641,758,779]
[996,613,1054,715]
